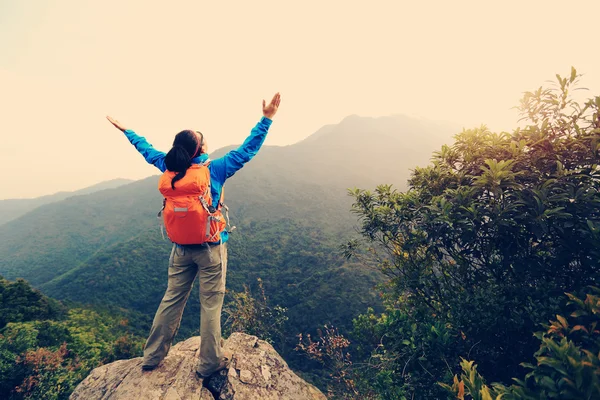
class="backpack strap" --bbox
[216,187,236,233]
[222,203,236,233]
[198,188,214,214]
[157,198,166,240]
[218,187,225,210]
[220,237,226,288]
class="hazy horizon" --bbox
[0,113,458,200]
[2,0,599,198]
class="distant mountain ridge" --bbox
[0,114,458,338]
[212,113,458,192]
[0,178,133,226]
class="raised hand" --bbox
[106,116,128,132]
[262,92,281,120]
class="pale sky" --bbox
[1,0,599,199]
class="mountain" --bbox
[227,114,458,192]
[0,177,163,285]
[0,114,457,341]
[0,178,133,226]
[0,114,456,283]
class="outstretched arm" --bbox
[106,116,168,173]
[211,93,281,182]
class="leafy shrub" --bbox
[0,277,144,400]
[223,278,288,346]
[297,324,365,399]
[346,68,600,398]
[441,287,600,399]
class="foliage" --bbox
[223,278,288,346]
[0,277,66,329]
[296,325,365,399]
[441,287,600,399]
[13,343,82,400]
[346,68,600,398]
[349,304,460,399]
[0,277,145,400]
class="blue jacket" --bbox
[123,116,273,243]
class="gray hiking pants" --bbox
[143,243,227,375]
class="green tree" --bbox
[0,277,145,399]
[0,277,65,329]
[346,68,600,397]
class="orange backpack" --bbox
[157,163,227,245]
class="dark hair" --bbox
[165,130,204,189]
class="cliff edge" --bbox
[70,332,326,399]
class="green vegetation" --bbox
[336,68,600,398]
[441,287,600,399]
[39,218,383,366]
[0,276,145,400]
[223,278,288,346]
[0,177,164,285]
[0,277,65,329]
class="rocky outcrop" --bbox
[70,333,326,400]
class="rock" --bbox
[70,333,326,400]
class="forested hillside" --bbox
[0,276,146,400]
[0,178,132,226]
[0,114,456,394]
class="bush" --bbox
[223,278,288,346]
[441,287,600,400]
[346,68,600,398]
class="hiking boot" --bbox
[141,364,158,372]
[195,351,232,379]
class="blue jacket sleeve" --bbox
[210,117,272,183]
[123,129,167,173]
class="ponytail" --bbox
[165,145,192,189]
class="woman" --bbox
[106,92,281,378]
